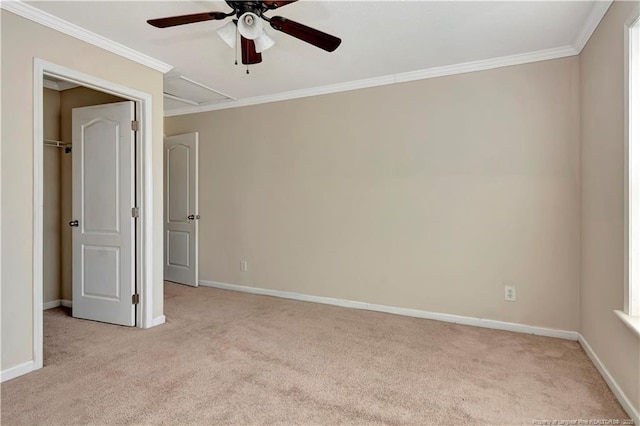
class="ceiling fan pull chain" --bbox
[246,66,250,75]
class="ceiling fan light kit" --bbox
[147,0,342,69]
[254,33,275,53]
[237,12,262,40]
[216,21,237,48]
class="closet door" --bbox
[71,101,136,326]
[164,132,199,287]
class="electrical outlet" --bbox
[240,260,248,272]
[504,285,516,302]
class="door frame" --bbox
[32,58,157,371]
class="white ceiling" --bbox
[24,1,608,115]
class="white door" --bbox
[164,133,199,286]
[71,101,136,326]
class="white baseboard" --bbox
[578,334,640,425]
[200,280,640,419]
[43,299,72,310]
[43,300,61,310]
[198,280,578,341]
[151,315,166,327]
[0,361,34,383]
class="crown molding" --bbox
[0,0,173,73]
[572,0,613,53]
[165,44,578,117]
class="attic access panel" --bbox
[163,94,198,112]
[164,75,234,104]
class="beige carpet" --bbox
[1,282,630,425]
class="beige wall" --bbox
[1,10,165,371]
[58,87,125,301]
[165,56,581,331]
[580,0,640,414]
[43,88,62,304]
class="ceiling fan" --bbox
[147,1,342,66]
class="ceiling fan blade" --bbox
[147,11,229,28]
[241,37,263,64]
[262,1,298,9]
[269,16,341,52]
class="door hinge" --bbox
[132,207,139,218]
[131,120,140,132]
[132,293,140,305]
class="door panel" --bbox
[164,133,199,286]
[82,119,120,233]
[167,230,190,267]
[82,245,120,299]
[72,101,136,326]
[168,144,190,222]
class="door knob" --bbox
[187,214,200,220]
[69,220,79,227]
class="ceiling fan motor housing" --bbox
[226,1,268,19]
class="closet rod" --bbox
[43,139,70,147]
[44,139,72,153]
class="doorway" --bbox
[33,59,157,372]
[42,82,130,316]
